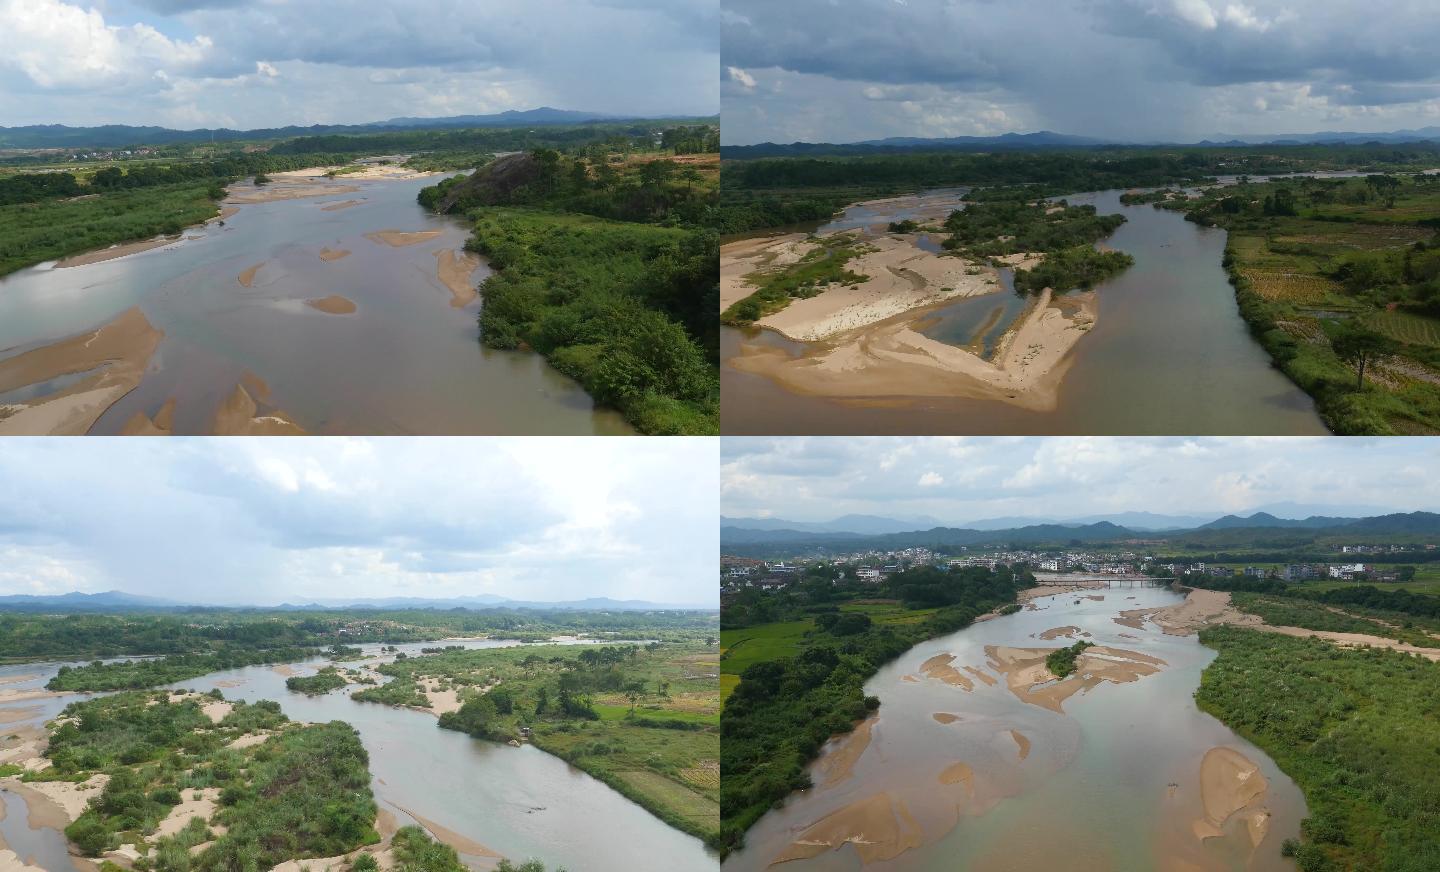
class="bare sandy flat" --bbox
[5,774,106,824]
[226,732,272,750]
[321,200,363,212]
[1010,730,1031,760]
[0,307,164,436]
[419,678,462,716]
[55,236,179,268]
[919,652,973,690]
[754,235,1001,342]
[771,792,924,866]
[226,181,361,205]
[1194,748,1268,841]
[319,247,351,261]
[938,761,974,787]
[306,295,358,315]
[719,233,811,311]
[1039,626,1083,640]
[728,288,1096,412]
[202,701,234,724]
[932,712,962,724]
[434,249,482,307]
[365,230,443,248]
[984,644,1166,713]
[155,787,220,838]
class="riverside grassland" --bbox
[419,132,721,434]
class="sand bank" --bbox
[1010,730,1031,760]
[2,777,98,827]
[321,200,363,212]
[306,295,357,315]
[985,644,1166,713]
[55,236,180,268]
[938,761,974,788]
[238,262,264,287]
[434,249,481,307]
[226,732,272,750]
[918,653,973,690]
[365,230,442,248]
[392,804,500,858]
[210,377,306,436]
[318,247,351,261]
[932,713,962,725]
[270,165,437,182]
[119,398,176,436]
[0,307,164,436]
[1038,626,1083,640]
[728,288,1096,413]
[815,718,875,788]
[750,235,1001,342]
[0,850,44,872]
[1194,747,1268,842]
[771,791,924,866]
[226,181,361,205]
[418,678,462,716]
[719,233,810,311]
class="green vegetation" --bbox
[1044,640,1094,678]
[286,666,350,695]
[1180,173,1440,434]
[40,691,379,867]
[1196,626,1440,871]
[1014,245,1135,294]
[939,197,1134,293]
[47,647,321,692]
[721,232,869,326]
[358,639,719,845]
[351,677,430,708]
[1230,592,1440,648]
[719,564,1027,856]
[419,141,720,435]
[461,209,718,434]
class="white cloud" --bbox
[918,471,944,487]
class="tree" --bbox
[623,680,646,714]
[1330,323,1397,390]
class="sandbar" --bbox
[1194,747,1268,841]
[434,249,482,307]
[918,653,973,690]
[771,791,924,866]
[305,295,358,315]
[210,381,307,436]
[321,200,363,212]
[318,247,351,261]
[226,181,360,205]
[119,398,176,436]
[815,717,875,788]
[238,262,265,287]
[55,236,180,268]
[728,287,1096,413]
[985,644,1166,713]
[1010,730,1031,760]
[1038,626,1082,640]
[0,307,164,436]
[391,804,500,858]
[932,713,962,724]
[365,230,443,248]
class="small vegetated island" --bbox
[417,137,721,435]
[719,143,1440,426]
[720,508,1440,869]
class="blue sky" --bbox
[0,438,717,606]
[721,437,1440,523]
[722,0,1440,144]
[0,0,718,128]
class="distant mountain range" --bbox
[722,127,1440,158]
[721,511,1440,554]
[0,107,711,150]
[0,591,712,612]
[719,514,942,535]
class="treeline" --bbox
[0,153,352,206]
[46,646,321,691]
[270,122,704,157]
[286,666,350,695]
[1196,626,1440,871]
[719,564,1025,855]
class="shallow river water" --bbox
[724,585,1306,872]
[0,175,632,434]
[722,189,1328,435]
[0,639,711,871]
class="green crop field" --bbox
[1366,308,1440,347]
[719,620,813,677]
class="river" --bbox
[723,585,1306,872]
[0,173,632,435]
[0,639,711,871]
[721,189,1328,435]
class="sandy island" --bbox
[984,644,1167,713]
[119,398,176,436]
[434,249,482,307]
[771,791,924,866]
[0,307,164,436]
[306,295,358,315]
[318,247,351,262]
[814,717,875,788]
[226,179,361,205]
[1194,747,1269,844]
[365,229,443,248]
[321,200,363,212]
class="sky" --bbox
[721,437,1440,523]
[0,0,718,129]
[722,0,1440,144]
[0,438,717,606]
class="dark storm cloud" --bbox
[721,0,1440,143]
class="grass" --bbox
[720,233,869,326]
[1366,308,1440,347]
[839,601,942,626]
[719,620,813,679]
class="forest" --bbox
[1196,626,1440,871]
[420,139,721,434]
[718,564,1027,856]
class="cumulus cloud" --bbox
[722,437,1440,523]
[0,439,716,606]
[721,0,1440,143]
[0,0,717,127]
